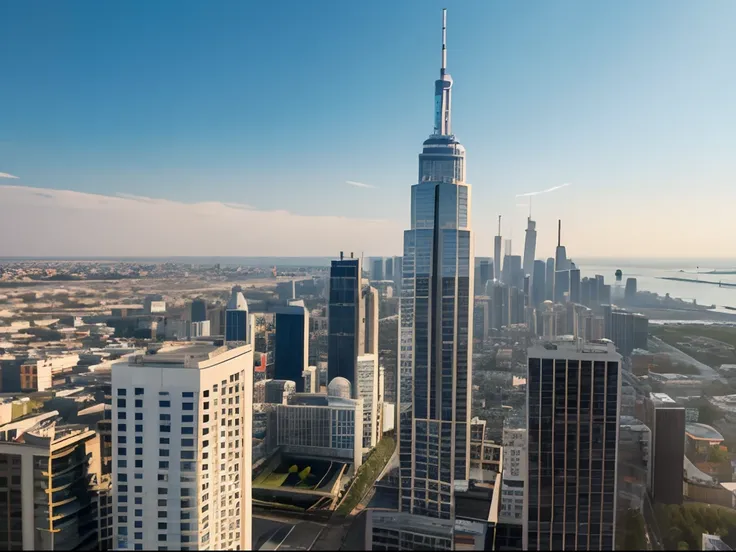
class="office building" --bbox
[371,257,385,281]
[625,278,637,302]
[274,299,309,391]
[225,285,250,344]
[617,416,651,514]
[532,260,546,308]
[357,354,379,450]
[388,9,473,548]
[569,268,581,303]
[526,338,622,550]
[328,253,362,393]
[522,217,537,280]
[190,298,207,323]
[475,257,492,297]
[392,256,404,293]
[554,270,569,304]
[112,340,254,551]
[275,378,364,468]
[190,320,210,338]
[494,216,503,281]
[545,258,555,301]
[264,379,296,404]
[363,285,379,357]
[554,220,568,271]
[0,412,100,550]
[609,310,649,358]
[637,392,685,505]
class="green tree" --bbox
[709,445,729,463]
[298,466,311,481]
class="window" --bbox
[159,461,169,469]
[119,496,128,503]
[160,425,170,433]
[135,545,143,551]
[135,388,144,395]
[118,460,127,468]
[119,484,128,493]
[118,474,127,482]
[203,402,209,410]
[134,532,143,540]
[118,423,127,432]
[158,474,168,482]
[182,402,194,411]
[118,436,127,444]
[160,449,170,457]
[203,390,209,398]
[159,400,170,408]
[134,486,142,493]
[158,521,168,529]
[135,424,143,432]
[135,436,143,444]
[158,535,167,542]
[135,447,143,455]
[118,505,128,513]
[158,499,167,507]
[181,439,194,447]
[119,412,127,420]
[118,527,128,536]
[118,515,128,524]
[182,391,194,398]
[118,447,127,456]
[160,414,171,421]
[135,413,143,420]
[118,399,126,408]
[182,415,193,423]
[158,488,168,495]
[203,414,209,423]
[181,427,193,435]
[158,511,167,518]
[135,520,143,528]
[135,460,142,468]
[181,451,194,460]
[135,509,143,517]
[135,497,142,505]
[135,399,143,408]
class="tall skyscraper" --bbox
[526,339,621,550]
[357,353,379,450]
[494,215,502,281]
[113,340,254,551]
[328,253,362,393]
[371,257,385,281]
[274,299,310,391]
[362,284,379,358]
[191,298,207,323]
[532,260,546,308]
[225,285,250,344]
[554,220,568,271]
[545,258,555,301]
[569,268,581,303]
[381,9,473,548]
[522,216,537,279]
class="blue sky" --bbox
[1,1,735,258]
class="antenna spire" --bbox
[441,8,447,76]
[498,215,501,237]
[557,219,562,247]
[529,196,532,219]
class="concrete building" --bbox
[190,320,210,338]
[275,377,363,468]
[500,424,526,526]
[265,379,296,405]
[112,340,253,551]
[617,416,651,514]
[302,365,317,394]
[526,338,622,550]
[274,300,309,391]
[190,299,207,323]
[357,354,379,451]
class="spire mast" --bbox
[441,8,447,76]
[498,215,501,237]
[557,219,562,247]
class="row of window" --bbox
[117,424,195,434]
[118,389,197,397]
[118,399,196,409]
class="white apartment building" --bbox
[500,425,526,525]
[357,354,378,451]
[112,340,253,551]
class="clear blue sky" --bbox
[1,1,735,258]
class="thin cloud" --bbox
[345,180,377,189]
[516,182,571,197]
[0,172,19,179]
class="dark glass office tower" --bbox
[545,258,555,301]
[274,300,309,392]
[526,340,621,551]
[191,298,207,323]
[225,286,249,343]
[328,254,361,393]
[532,260,546,308]
[554,270,569,303]
[569,268,581,303]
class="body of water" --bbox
[576,259,736,310]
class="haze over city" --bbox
[2,0,735,258]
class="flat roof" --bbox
[129,343,224,367]
[651,392,676,404]
[686,423,725,442]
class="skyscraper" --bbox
[545,258,555,301]
[532,260,546,308]
[328,253,362,394]
[274,299,309,391]
[569,268,581,303]
[191,298,207,323]
[522,217,537,279]
[377,9,473,548]
[555,220,568,272]
[494,215,502,281]
[225,285,249,344]
[526,339,621,550]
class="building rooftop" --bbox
[686,423,725,442]
[128,342,236,369]
[651,392,677,405]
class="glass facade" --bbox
[527,354,620,551]
[274,310,307,392]
[328,259,361,391]
[225,310,247,343]
[399,131,473,523]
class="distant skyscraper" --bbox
[554,220,568,271]
[379,9,473,548]
[494,215,503,281]
[532,260,546,308]
[392,256,404,293]
[362,285,379,358]
[371,257,385,281]
[522,217,537,279]
[274,299,309,391]
[545,258,555,301]
[569,268,581,303]
[554,269,569,303]
[526,339,621,550]
[328,253,362,394]
[191,298,207,323]
[225,285,250,343]
[624,277,638,302]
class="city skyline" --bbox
[1,1,735,259]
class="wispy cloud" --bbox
[0,184,401,256]
[516,182,571,198]
[0,172,19,179]
[345,180,377,189]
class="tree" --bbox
[288,464,298,474]
[709,445,729,463]
[298,466,311,481]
